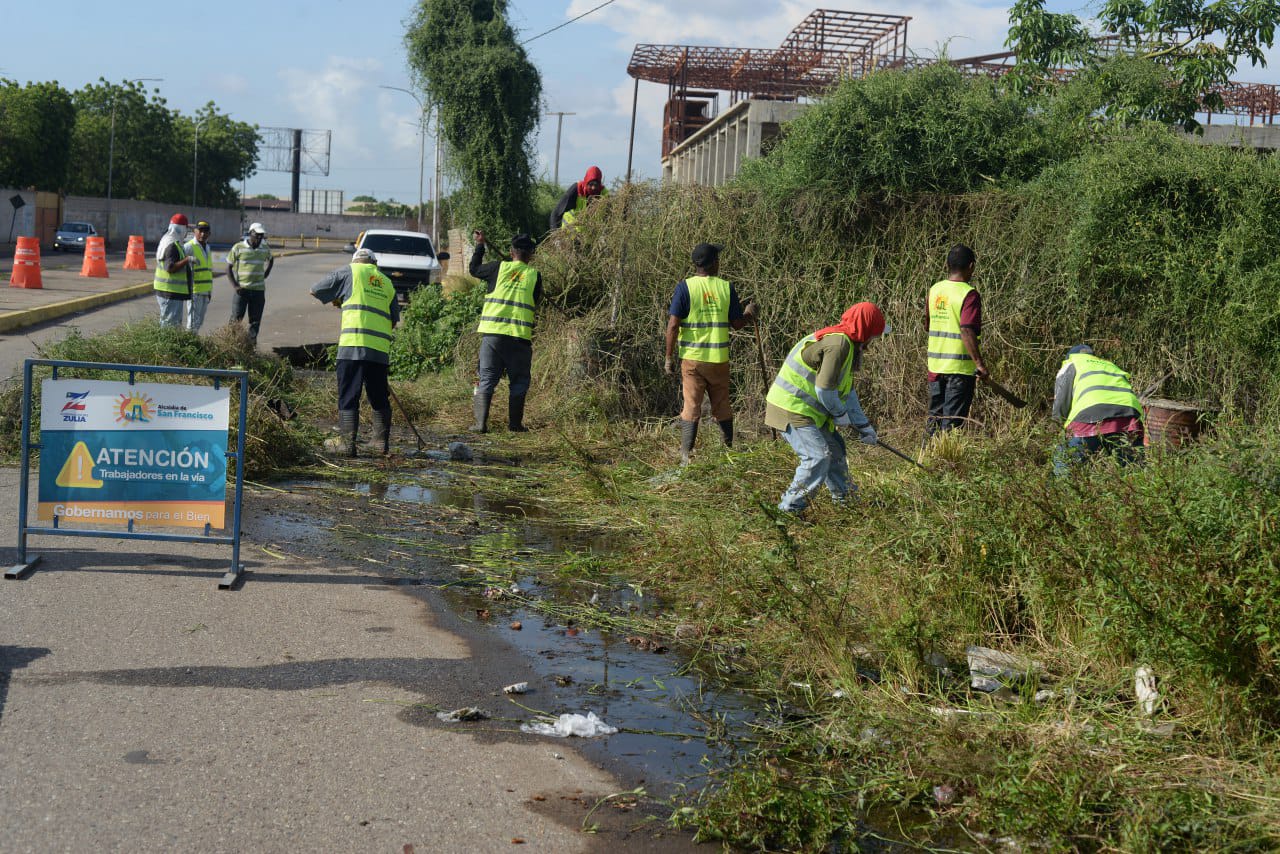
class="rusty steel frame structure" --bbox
[944,43,1280,126]
[628,9,911,157]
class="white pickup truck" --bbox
[346,229,449,302]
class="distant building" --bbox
[241,197,293,212]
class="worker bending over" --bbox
[1052,344,1145,474]
[766,302,887,513]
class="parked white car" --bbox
[346,230,449,302]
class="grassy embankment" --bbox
[388,65,1280,849]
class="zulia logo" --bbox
[61,391,89,412]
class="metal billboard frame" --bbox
[7,359,250,590]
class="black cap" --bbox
[1068,343,1094,356]
[691,243,722,267]
[511,233,536,252]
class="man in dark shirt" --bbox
[924,244,988,440]
[469,231,544,433]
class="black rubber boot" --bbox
[371,408,392,455]
[338,409,359,458]
[679,419,698,465]
[508,394,528,432]
[471,391,492,434]
[718,418,734,448]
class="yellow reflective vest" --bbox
[1064,353,1144,426]
[765,333,854,431]
[153,241,190,296]
[927,279,976,376]
[339,263,396,354]
[185,240,213,295]
[677,275,732,363]
[477,261,537,340]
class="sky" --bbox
[3,0,1280,209]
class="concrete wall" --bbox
[662,100,807,187]
[247,212,414,244]
[0,188,39,242]
[63,196,241,249]
[1185,124,1280,150]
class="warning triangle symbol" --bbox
[56,441,104,488]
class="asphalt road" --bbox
[0,251,346,381]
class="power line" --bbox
[521,0,618,45]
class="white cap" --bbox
[248,222,266,235]
[352,248,377,264]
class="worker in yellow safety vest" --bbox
[184,220,214,332]
[925,243,988,440]
[551,166,606,231]
[1052,344,1145,474]
[154,213,195,328]
[663,243,756,464]
[309,247,401,457]
[469,230,543,433]
[766,302,888,513]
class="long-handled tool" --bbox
[844,428,929,472]
[873,437,929,471]
[980,375,1027,409]
[752,320,777,440]
[387,385,429,451]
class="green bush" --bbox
[389,282,485,379]
[736,63,1067,200]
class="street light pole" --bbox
[545,111,576,187]
[192,117,206,211]
[380,85,426,232]
[432,104,441,250]
[106,77,162,249]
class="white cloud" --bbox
[278,56,385,161]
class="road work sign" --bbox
[37,379,230,528]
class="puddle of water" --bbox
[274,475,759,791]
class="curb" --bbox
[0,282,153,334]
[0,248,326,335]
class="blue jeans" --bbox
[155,293,185,328]
[1052,432,1145,476]
[779,424,849,511]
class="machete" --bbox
[980,376,1027,409]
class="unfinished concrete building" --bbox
[625,8,1280,186]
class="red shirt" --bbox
[927,289,981,382]
[1066,416,1144,439]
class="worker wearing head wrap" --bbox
[154,213,194,328]
[1051,343,1145,474]
[766,302,889,513]
[551,165,607,231]
[310,247,401,457]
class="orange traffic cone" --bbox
[80,235,109,278]
[122,235,148,271]
[9,236,43,289]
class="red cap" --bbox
[170,214,189,226]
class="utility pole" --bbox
[545,111,576,186]
[380,85,427,231]
[106,77,163,248]
[432,103,442,250]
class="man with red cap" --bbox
[765,302,888,513]
[551,166,606,230]
[153,213,195,328]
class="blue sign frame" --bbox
[7,359,250,589]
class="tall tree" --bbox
[1006,0,1279,129]
[0,80,77,191]
[180,103,261,209]
[405,0,542,241]
[67,79,179,201]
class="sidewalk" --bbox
[0,249,317,335]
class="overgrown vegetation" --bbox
[405,0,542,241]
[0,322,325,477]
[389,278,485,379]
[379,55,1280,849]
